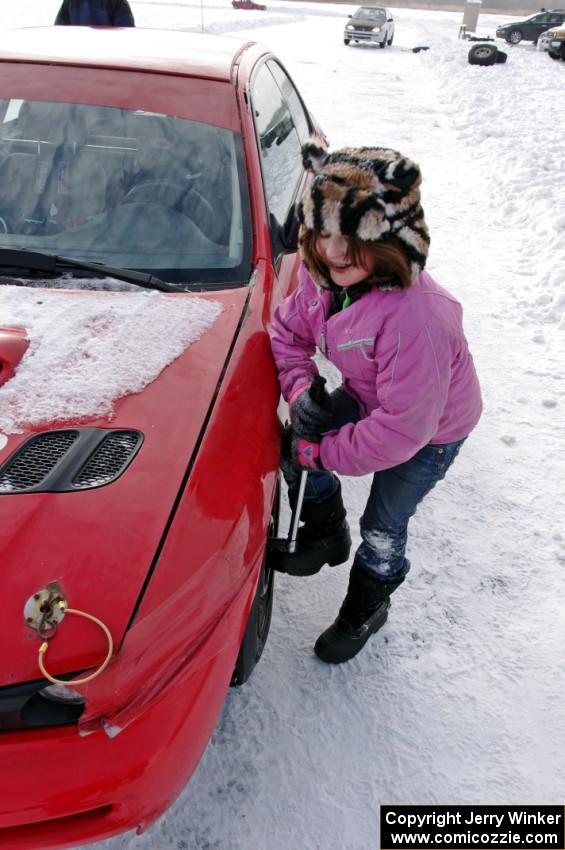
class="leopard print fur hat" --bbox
[297,141,430,283]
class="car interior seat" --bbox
[116,114,229,243]
[175,121,233,244]
[0,100,107,234]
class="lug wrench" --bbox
[269,375,328,555]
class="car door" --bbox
[385,8,394,39]
[249,59,315,301]
[527,13,553,38]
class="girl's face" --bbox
[316,232,375,288]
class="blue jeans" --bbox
[302,387,465,581]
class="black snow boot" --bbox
[269,483,351,576]
[314,561,404,664]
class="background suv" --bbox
[496,9,565,44]
[545,24,565,58]
[344,7,395,48]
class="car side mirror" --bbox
[348,14,352,18]
[387,17,393,22]
[270,207,300,256]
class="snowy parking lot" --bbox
[2,1,564,848]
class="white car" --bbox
[344,7,395,48]
[537,26,555,50]
[541,24,565,58]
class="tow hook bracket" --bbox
[24,581,68,638]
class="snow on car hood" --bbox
[0,282,222,434]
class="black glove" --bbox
[289,376,333,441]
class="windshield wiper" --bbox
[0,248,179,293]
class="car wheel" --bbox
[468,43,499,65]
[548,49,560,59]
[344,37,350,44]
[495,49,508,63]
[561,44,565,61]
[388,34,394,45]
[506,28,522,44]
[230,543,275,687]
[379,39,386,48]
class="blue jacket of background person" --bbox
[54,0,135,26]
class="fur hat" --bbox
[297,141,430,283]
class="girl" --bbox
[269,142,482,664]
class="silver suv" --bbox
[546,24,565,59]
[344,6,395,48]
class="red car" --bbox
[232,1,268,10]
[0,27,325,849]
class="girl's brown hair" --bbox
[300,231,412,291]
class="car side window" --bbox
[266,61,311,143]
[250,63,303,227]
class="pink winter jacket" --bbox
[270,264,482,476]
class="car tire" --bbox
[506,28,523,44]
[344,37,350,44]
[230,544,275,687]
[468,43,498,65]
[379,39,386,48]
[388,34,394,45]
[495,49,508,63]
[548,49,560,59]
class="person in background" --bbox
[269,141,482,665]
[54,0,135,26]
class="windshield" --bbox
[354,7,386,21]
[0,99,251,287]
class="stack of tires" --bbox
[468,44,508,65]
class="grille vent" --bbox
[0,428,143,494]
[72,431,142,489]
[0,431,78,492]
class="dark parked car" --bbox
[495,9,565,44]
[545,24,565,58]
[344,6,395,48]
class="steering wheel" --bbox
[123,179,225,243]
[122,180,186,209]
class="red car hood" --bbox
[0,287,248,687]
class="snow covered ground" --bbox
[2,1,564,848]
